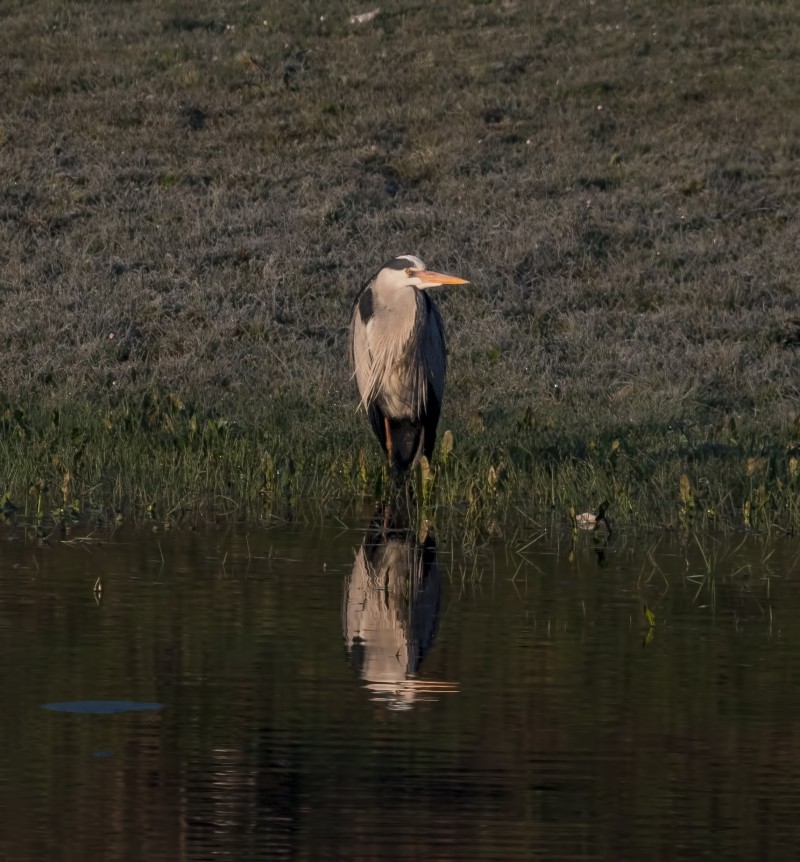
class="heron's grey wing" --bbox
[415,290,447,406]
[408,290,447,461]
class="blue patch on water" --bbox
[92,751,113,758]
[42,700,164,715]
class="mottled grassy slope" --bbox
[1,1,799,527]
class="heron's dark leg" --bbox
[386,420,424,474]
[384,416,393,467]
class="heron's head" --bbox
[379,255,469,290]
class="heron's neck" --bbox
[372,280,417,313]
[369,281,418,354]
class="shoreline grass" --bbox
[1,392,798,536]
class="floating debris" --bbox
[350,8,380,24]
[572,500,612,532]
[42,701,164,714]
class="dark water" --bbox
[2,515,800,860]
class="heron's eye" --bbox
[405,267,414,277]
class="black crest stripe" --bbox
[386,257,415,270]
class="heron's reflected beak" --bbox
[416,270,470,287]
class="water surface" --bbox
[1,517,799,860]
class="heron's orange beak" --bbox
[416,270,469,287]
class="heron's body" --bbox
[349,255,467,473]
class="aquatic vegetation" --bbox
[2,393,800,543]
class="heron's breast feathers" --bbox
[357,316,425,416]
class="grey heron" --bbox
[349,254,469,473]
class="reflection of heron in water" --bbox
[342,509,454,710]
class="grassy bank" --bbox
[2,393,798,536]
[1,1,799,531]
